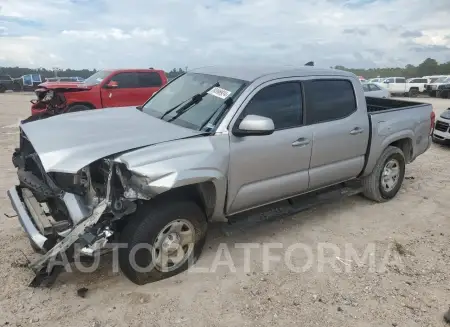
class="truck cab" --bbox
[31,69,167,115]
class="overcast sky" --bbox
[0,0,449,70]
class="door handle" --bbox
[350,127,364,135]
[292,138,310,147]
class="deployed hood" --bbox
[20,107,203,173]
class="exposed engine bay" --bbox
[11,128,154,287]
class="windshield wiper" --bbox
[160,82,220,122]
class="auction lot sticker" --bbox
[207,87,231,99]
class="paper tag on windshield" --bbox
[207,87,231,99]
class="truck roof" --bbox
[190,65,355,82]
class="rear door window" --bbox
[137,72,163,87]
[304,79,357,125]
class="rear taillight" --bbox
[430,110,435,135]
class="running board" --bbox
[223,183,362,235]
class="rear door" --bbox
[305,78,370,190]
[394,77,406,93]
[100,72,140,108]
[136,71,164,104]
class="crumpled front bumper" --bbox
[7,186,49,252]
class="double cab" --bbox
[8,66,433,287]
[31,69,167,115]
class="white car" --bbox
[368,78,384,83]
[362,83,389,98]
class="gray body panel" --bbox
[20,107,202,173]
[19,66,432,223]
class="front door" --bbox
[226,80,313,215]
[101,72,140,108]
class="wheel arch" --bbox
[67,102,96,109]
[141,171,228,223]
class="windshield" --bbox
[434,77,450,83]
[83,70,112,86]
[142,72,248,131]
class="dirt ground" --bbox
[0,93,449,327]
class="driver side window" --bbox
[108,72,138,88]
[242,82,303,130]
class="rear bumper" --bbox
[7,186,49,251]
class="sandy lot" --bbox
[0,93,449,327]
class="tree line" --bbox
[0,67,187,80]
[335,58,450,79]
[1,58,450,80]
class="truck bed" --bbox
[361,96,432,178]
[366,96,429,113]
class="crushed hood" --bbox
[20,107,203,173]
[38,82,92,91]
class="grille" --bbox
[435,120,449,132]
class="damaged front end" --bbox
[8,130,141,287]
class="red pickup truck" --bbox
[31,69,167,115]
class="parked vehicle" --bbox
[358,76,367,83]
[425,76,450,97]
[432,108,450,144]
[0,75,21,93]
[377,77,429,97]
[31,69,167,116]
[368,78,384,83]
[362,82,389,98]
[8,66,433,287]
[437,82,450,99]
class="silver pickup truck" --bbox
[7,66,434,286]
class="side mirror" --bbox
[384,81,389,84]
[105,80,118,88]
[233,114,275,136]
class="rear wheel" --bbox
[361,146,406,202]
[408,88,418,97]
[0,85,6,93]
[119,198,207,285]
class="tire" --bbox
[67,104,91,113]
[361,146,406,202]
[0,85,6,93]
[429,91,436,97]
[408,88,418,97]
[119,198,207,285]
[440,90,449,99]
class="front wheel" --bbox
[361,146,406,202]
[119,199,207,285]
